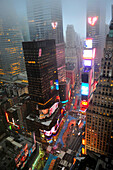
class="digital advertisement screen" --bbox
[83,60,92,66]
[49,102,58,116]
[83,50,92,59]
[83,49,96,60]
[84,38,92,48]
[81,83,89,96]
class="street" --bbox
[44,78,86,170]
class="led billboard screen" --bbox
[83,50,92,59]
[85,38,92,48]
[83,60,92,66]
[83,49,95,59]
[81,83,89,96]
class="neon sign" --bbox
[61,100,68,104]
[88,16,98,26]
[5,112,20,129]
[39,48,42,57]
[51,22,58,29]
[5,112,9,123]
[92,48,96,59]
[55,79,59,90]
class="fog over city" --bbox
[13,0,113,38]
[0,0,113,169]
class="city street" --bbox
[44,79,86,169]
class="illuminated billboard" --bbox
[88,16,98,26]
[81,100,88,106]
[49,102,58,116]
[83,48,96,59]
[81,83,89,95]
[55,79,59,90]
[84,38,92,48]
[39,102,58,120]
[83,60,92,66]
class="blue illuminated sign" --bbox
[55,79,59,90]
[81,83,89,95]
[61,100,68,104]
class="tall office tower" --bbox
[27,0,64,44]
[86,0,106,78]
[22,40,63,141]
[85,20,113,158]
[65,25,81,73]
[26,0,66,83]
[0,0,25,80]
[56,43,66,82]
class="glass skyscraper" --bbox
[86,0,106,78]
[27,0,64,44]
[0,0,25,80]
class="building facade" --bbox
[0,0,25,80]
[23,40,59,111]
[27,0,64,44]
[27,0,66,93]
[22,40,65,141]
[86,0,106,78]
[85,20,113,158]
[65,25,82,73]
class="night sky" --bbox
[15,0,113,39]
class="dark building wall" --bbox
[23,40,59,110]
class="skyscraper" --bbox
[85,19,113,158]
[86,0,106,78]
[22,40,62,140]
[65,25,82,74]
[26,0,66,83]
[0,0,25,80]
[65,25,77,64]
[23,40,59,111]
[27,0,64,44]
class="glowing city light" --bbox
[88,16,98,26]
[5,112,9,123]
[82,139,86,145]
[39,48,42,57]
[83,50,92,59]
[83,60,92,66]
[85,38,92,48]
[51,22,58,29]
[92,48,96,59]
[81,100,88,106]
[83,49,96,60]
[81,83,89,95]
[82,148,85,154]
